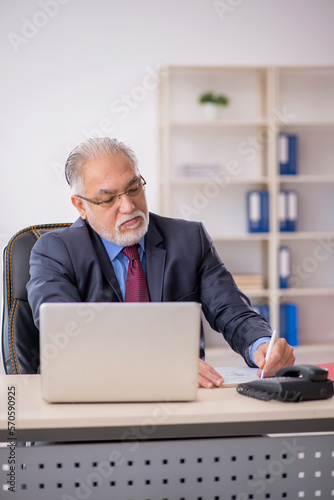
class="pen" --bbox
[260,330,277,379]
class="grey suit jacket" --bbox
[27,213,271,362]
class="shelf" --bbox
[212,233,270,242]
[163,65,270,73]
[242,289,270,298]
[278,288,334,297]
[278,231,334,240]
[171,177,269,186]
[159,65,334,341]
[166,120,268,128]
[279,175,334,184]
[212,231,334,241]
[278,121,334,128]
[206,344,334,365]
[212,231,334,242]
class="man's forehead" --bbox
[82,153,139,189]
[84,152,136,174]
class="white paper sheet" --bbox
[215,366,259,387]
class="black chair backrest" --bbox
[2,223,71,374]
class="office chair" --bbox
[2,223,71,374]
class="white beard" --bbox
[88,209,149,246]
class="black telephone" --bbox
[237,364,334,402]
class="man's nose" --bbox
[118,192,135,212]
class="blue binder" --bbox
[279,304,287,341]
[279,190,288,232]
[279,134,298,175]
[286,190,298,232]
[260,191,269,232]
[247,191,261,232]
[279,246,290,289]
[279,303,299,346]
[279,190,298,232]
[289,135,298,175]
[247,190,269,233]
[285,304,299,346]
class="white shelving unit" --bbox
[158,65,334,346]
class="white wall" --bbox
[1,0,334,372]
[1,0,334,245]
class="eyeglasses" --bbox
[75,176,146,207]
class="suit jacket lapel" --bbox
[145,216,166,302]
[85,216,166,303]
[86,222,123,302]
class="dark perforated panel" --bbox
[1,435,333,499]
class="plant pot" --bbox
[201,102,219,121]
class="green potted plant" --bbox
[214,94,229,106]
[198,91,229,120]
[198,92,216,104]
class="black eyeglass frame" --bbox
[74,176,146,206]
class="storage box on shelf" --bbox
[158,66,334,348]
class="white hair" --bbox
[64,137,138,194]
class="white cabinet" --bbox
[158,66,334,346]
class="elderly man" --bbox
[27,137,294,387]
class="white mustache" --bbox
[116,211,144,229]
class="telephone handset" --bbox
[275,364,330,381]
[237,364,334,402]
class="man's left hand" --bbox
[254,338,295,378]
[198,359,224,388]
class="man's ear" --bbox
[71,195,88,220]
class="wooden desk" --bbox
[1,374,334,499]
[1,374,334,442]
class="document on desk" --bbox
[215,366,259,387]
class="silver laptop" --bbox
[39,302,201,403]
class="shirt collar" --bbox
[99,235,145,262]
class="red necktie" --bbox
[122,245,149,302]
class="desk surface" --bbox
[1,373,334,442]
